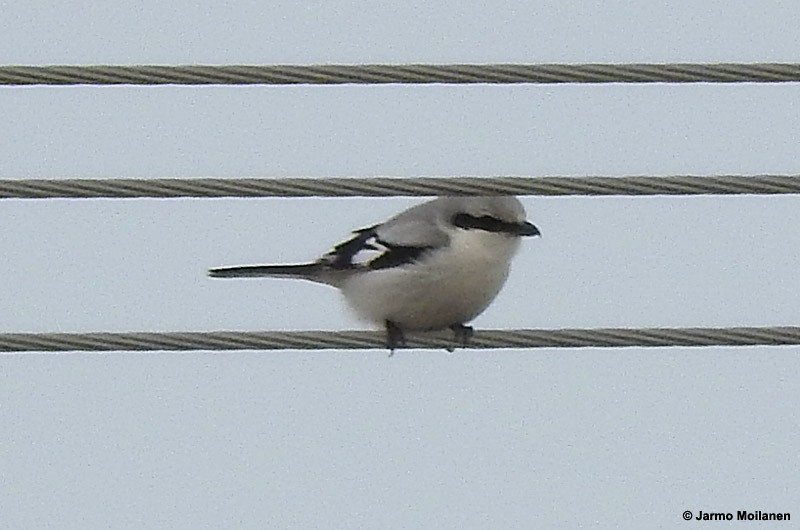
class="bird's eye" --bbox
[452,213,478,229]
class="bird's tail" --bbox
[208,263,323,281]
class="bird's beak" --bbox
[516,221,541,237]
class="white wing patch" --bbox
[319,227,389,269]
[346,235,392,266]
[320,225,432,270]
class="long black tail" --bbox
[208,263,321,279]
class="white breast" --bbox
[340,230,521,330]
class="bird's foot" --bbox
[385,320,407,356]
[448,323,474,352]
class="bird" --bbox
[209,196,540,353]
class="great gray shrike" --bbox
[209,196,539,352]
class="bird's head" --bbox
[448,196,540,238]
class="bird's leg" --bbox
[385,320,406,356]
[449,323,474,351]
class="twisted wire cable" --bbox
[1,175,800,199]
[1,327,799,353]
[2,63,800,86]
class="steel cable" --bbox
[2,327,799,353]
[2,63,800,86]
[2,175,800,199]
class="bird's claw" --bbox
[448,323,474,352]
[385,320,407,356]
[385,322,473,355]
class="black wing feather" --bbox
[322,225,433,270]
[366,239,431,270]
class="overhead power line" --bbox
[1,175,800,199]
[2,63,800,86]
[1,327,799,353]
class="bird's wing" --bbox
[376,216,450,248]
[321,217,449,271]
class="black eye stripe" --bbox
[452,213,518,233]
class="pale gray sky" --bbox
[1,2,799,528]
